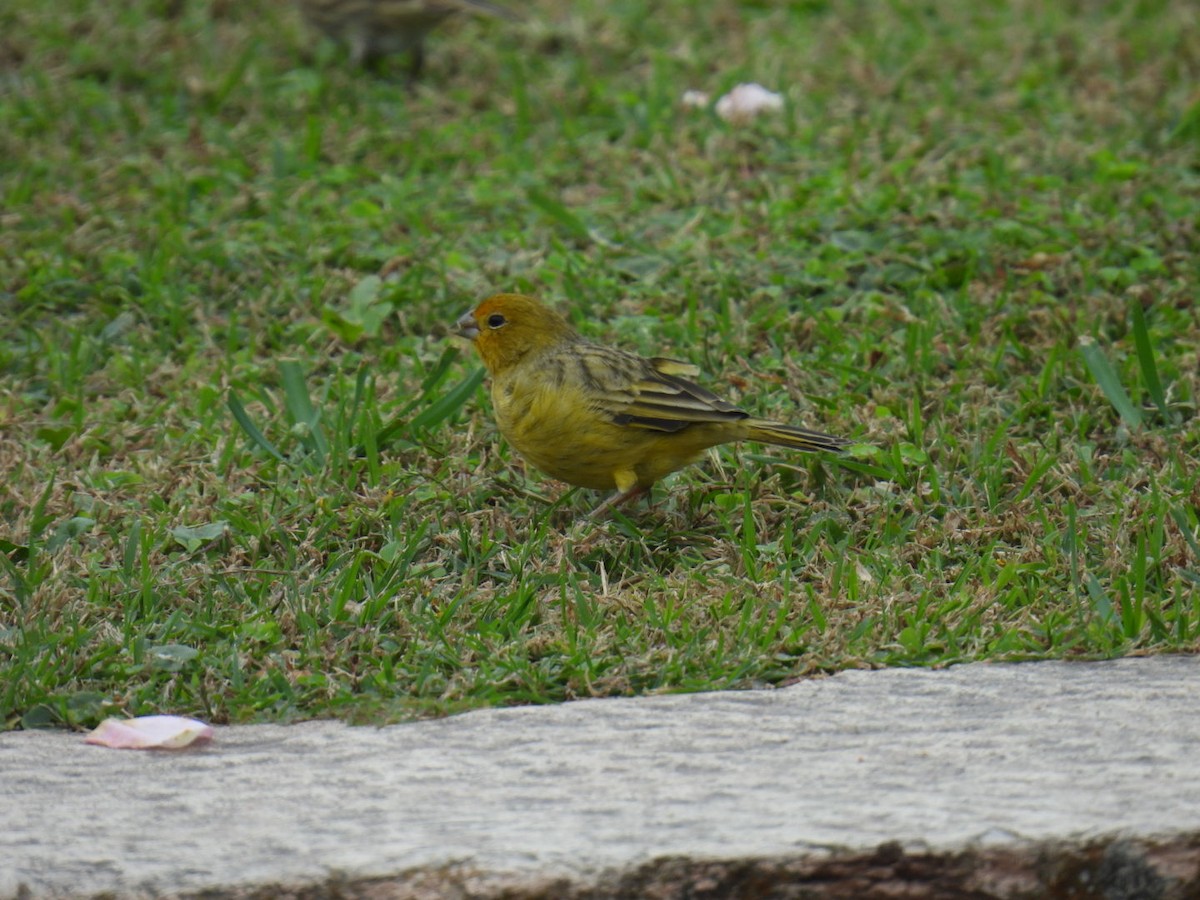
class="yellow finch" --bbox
[295,0,518,78]
[454,294,850,515]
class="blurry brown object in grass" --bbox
[296,0,519,79]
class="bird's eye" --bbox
[487,313,507,329]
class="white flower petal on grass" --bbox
[715,83,784,123]
[681,89,710,108]
[85,715,214,750]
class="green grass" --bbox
[2,0,1198,730]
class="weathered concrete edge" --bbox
[91,833,1200,900]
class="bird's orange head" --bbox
[454,293,577,375]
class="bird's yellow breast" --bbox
[490,362,721,492]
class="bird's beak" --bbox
[454,310,479,341]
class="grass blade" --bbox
[122,517,141,579]
[29,472,57,547]
[410,367,486,433]
[1170,506,1200,562]
[279,359,328,461]
[527,186,619,247]
[1084,572,1114,624]
[227,392,285,461]
[1078,336,1142,427]
[526,187,593,244]
[375,348,460,447]
[1129,299,1169,421]
[209,39,259,111]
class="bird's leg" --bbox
[407,41,427,82]
[588,477,650,521]
[348,28,373,70]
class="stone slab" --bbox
[3,657,1199,898]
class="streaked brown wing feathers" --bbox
[571,343,748,433]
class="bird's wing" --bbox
[573,344,749,434]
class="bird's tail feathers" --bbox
[746,419,850,454]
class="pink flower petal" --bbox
[715,83,784,123]
[85,716,214,750]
